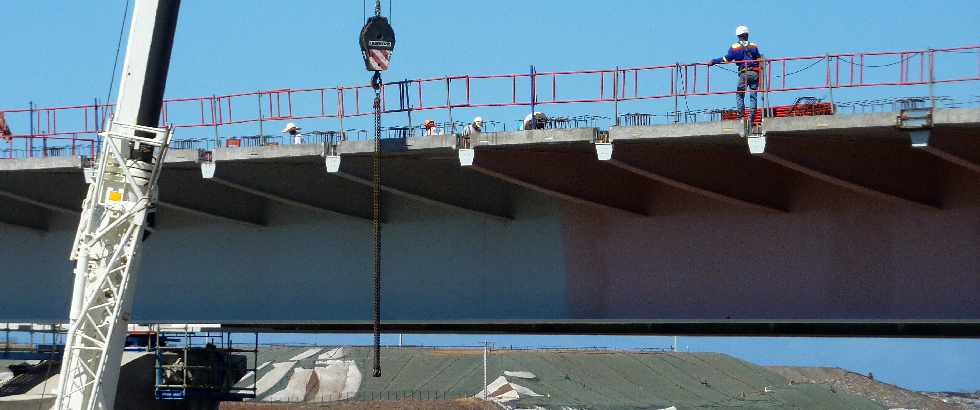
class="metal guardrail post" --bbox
[928,48,936,110]
[827,54,835,109]
[613,67,620,126]
[257,92,264,138]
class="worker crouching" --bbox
[283,122,303,144]
[423,119,443,136]
[0,112,12,142]
[523,112,548,130]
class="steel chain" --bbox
[366,0,384,379]
[372,72,383,378]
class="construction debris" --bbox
[474,375,543,405]
[317,347,347,361]
[254,361,297,397]
[503,370,537,380]
[289,348,322,361]
[312,360,362,401]
[266,368,315,402]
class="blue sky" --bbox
[2,0,979,393]
[3,1,979,131]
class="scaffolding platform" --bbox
[153,328,257,401]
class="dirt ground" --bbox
[219,398,498,410]
[768,366,964,410]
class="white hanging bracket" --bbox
[323,138,341,173]
[594,130,612,161]
[747,136,767,155]
[458,148,475,167]
[198,149,215,179]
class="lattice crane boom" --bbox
[55,1,180,409]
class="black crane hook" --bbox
[359,16,396,72]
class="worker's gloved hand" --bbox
[707,61,715,66]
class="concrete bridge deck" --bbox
[1,108,978,336]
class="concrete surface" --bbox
[0,109,977,335]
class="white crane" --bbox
[54,1,394,406]
[55,1,180,408]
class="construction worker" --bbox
[423,119,443,136]
[462,116,483,136]
[282,122,302,144]
[522,112,548,130]
[0,112,12,143]
[708,25,763,130]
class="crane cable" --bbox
[370,0,383,379]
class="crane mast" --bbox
[55,1,180,409]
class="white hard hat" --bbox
[473,116,483,125]
[281,122,301,133]
[735,25,750,36]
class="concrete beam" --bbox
[764,111,897,133]
[911,130,980,174]
[338,134,457,154]
[469,148,649,217]
[470,128,598,147]
[332,171,510,221]
[189,161,375,222]
[470,164,645,215]
[158,169,268,226]
[206,176,370,222]
[219,321,980,338]
[749,136,941,210]
[934,107,980,125]
[610,120,743,142]
[0,188,80,215]
[602,131,792,212]
[0,193,51,232]
[165,144,324,164]
[330,154,513,221]
[0,219,46,232]
[157,200,264,227]
[917,146,980,174]
[0,155,83,171]
[605,159,784,213]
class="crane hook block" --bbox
[359,16,395,72]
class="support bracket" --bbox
[81,156,98,184]
[594,128,613,161]
[897,107,933,129]
[747,136,767,155]
[595,143,613,161]
[458,148,475,167]
[198,149,216,179]
[322,134,342,173]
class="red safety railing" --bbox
[2,45,978,158]
[1,134,97,159]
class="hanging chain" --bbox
[371,70,383,378]
[369,0,385,379]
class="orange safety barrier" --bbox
[722,101,835,126]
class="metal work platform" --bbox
[153,329,257,401]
